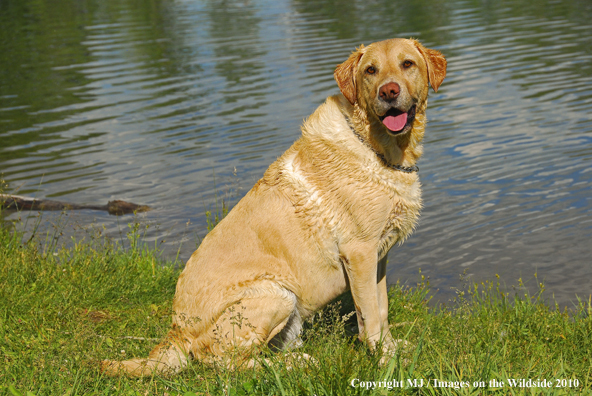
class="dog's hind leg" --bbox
[101,282,301,375]
[269,308,303,350]
[193,283,300,368]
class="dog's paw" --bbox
[393,338,413,353]
[379,339,414,366]
[245,352,318,370]
[283,352,319,370]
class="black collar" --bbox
[352,129,419,174]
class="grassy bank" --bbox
[1,218,591,395]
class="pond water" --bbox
[1,0,591,306]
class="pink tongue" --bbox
[382,112,408,132]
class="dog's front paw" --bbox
[379,338,414,365]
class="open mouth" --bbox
[379,105,416,135]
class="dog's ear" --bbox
[413,40,447,93]
[334,45,365,105]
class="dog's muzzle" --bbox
[379,105,416,135]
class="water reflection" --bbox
[0,0,591,306]
[291,0,452,45]
[0,0,93,178]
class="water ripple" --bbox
[1,0,591,305]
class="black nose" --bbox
[379,82,400,102]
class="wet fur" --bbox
[101,38,446,377]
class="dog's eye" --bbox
[403,60,414,68]
[366,66,376,75]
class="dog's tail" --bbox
[101,326,191,377]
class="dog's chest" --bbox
[375,174,422,259]
[275,146,421,265]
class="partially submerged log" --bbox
[0,194,150,216]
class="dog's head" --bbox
[334,38,446,136]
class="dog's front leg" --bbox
[342,244,391,350]
[377,256,393,336]
[377,256,396,352]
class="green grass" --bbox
[1,216,592,395]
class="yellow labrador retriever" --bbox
[102,38,446,376]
